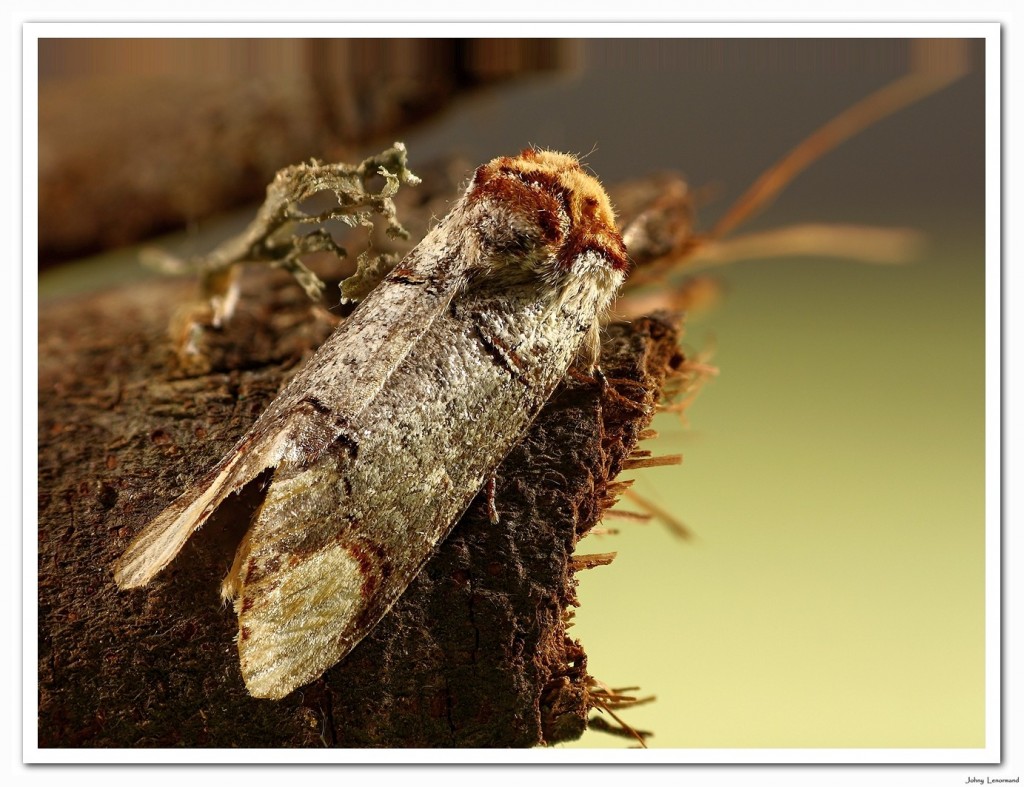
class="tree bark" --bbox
[37,265,683,747]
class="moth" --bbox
[113,149,629,700]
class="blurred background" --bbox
[37,37,987,749]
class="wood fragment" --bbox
[601,509,653,523]
[620,454,683,471]
[586,678,656,748]
[570,552,618,571]
[709,39,969,240]
[623,488,694,541]
[37,268,683,747]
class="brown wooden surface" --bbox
[38,39,573,263]
[37,264,682,747]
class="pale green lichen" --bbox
[146,143,421,326]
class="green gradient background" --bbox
[570,243,986,748]
[39,37,988,749]
[398,39,988,749]
[579,47,986,749]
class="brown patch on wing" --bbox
[387,267,428,286]
[345,537,393,602]
[244,553,282,586]
[474,324,528,380]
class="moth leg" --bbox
[486,473,500,525]
[567,364,607,392]
[220,525,253,604]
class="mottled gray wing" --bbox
[113,220,470,591]
[232,277,583,699]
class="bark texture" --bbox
[37,269,682,747]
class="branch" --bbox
[37,266,682,747]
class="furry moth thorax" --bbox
[456,149,629,365]
[464,149,629,274]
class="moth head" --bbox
[466,148,630,281]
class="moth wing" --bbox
[112,419,296,589]
[230,445,457,700]
[231,270,587,699]
[114,230,472,591]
